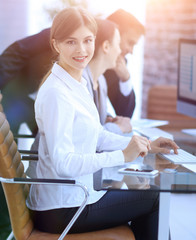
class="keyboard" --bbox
[134,127,173,140]
[158,149,196,164]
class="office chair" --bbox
[0,93,38,161]
[0,112,135,240]
[0,93,3,112]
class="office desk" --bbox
[94,154,196,240]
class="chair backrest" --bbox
[0,112,34,239]
[147,85,195,121]
[0,93,4,112]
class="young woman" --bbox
[83,18,132,134]
[26,18,129,179]
[26,7,179,240]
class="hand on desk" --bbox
[123,135,151,162]
[106,116,132,133]
[123,136,179,163]
[123,175,150,190]
[149,137,179,154]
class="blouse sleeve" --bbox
[96,124,131,152]
[36,87,128,178]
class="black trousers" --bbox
[32,190,159,240]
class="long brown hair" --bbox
[40,7,97,87]
[93,18,118,58]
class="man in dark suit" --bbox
[0,28,52,135]
[105,9,145,118]
[0,28,52,237]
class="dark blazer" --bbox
[0,28,52,134]
[104,69,136,118]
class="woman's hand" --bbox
[122,135,151,163]
[106,115,132,133]
[149,137,179,154]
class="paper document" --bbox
[131,118,169,129]
[181,129,196,137]
[133,127,173,140]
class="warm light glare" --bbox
[87,0,146,20]
[27,0,146,119]
[28,0,146,35]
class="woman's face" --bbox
[107,28,121,69]
[53,25,95,80]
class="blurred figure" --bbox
[105,9,145,118]
[0,28,52,135]
[83,18,132,134]
[0,26,52,240]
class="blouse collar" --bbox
[51,62,87,91]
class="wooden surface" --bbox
[146,85,196,154]
[147,85,195,121]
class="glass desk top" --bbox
[94,153,196,193]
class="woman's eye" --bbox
[67,41,76,45]
[85,39,93,43]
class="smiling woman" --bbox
[23,6,179,239]
[52,25,96,80]
[0,2,147,239]
[23,5,160,239]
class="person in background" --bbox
[104,9,145,119]
[0,9,144,137]
[0,30,51,236]
[83,18,132,135]
[25,17,130,180]
[26,6,179,240]
[0,29,52,136]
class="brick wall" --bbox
[142,0,196,117]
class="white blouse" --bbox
[26,63,131,211]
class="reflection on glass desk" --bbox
[93,154,196,240]
[94,154,196,193]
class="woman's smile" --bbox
[72,55,88,62]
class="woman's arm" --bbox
[37,87,126,178]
